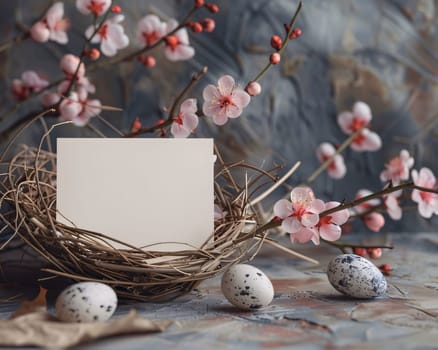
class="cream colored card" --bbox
[56,138,214,251]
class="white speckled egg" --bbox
[55,282,117,322]
[327,254,387,299]
[221,264,274,310]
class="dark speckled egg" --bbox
[55,282,117,322]
[221,264,274,310]
[327,254,387,298]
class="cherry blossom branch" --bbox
[63,1,114,99]
[252,1,302,83]
[254,181,438,238]
[321,239,394,253]
[320,181,438,217]
[302,126,365,185]
[0,32,29,54]
[124,66,208,137]
[89,6,200,71]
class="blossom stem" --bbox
[0,32,29,54]
[89,6,199,71]
[302,126,365,185]
[321,239,394,252]
[63,1,114,99]
[320,182,438,217]
[124,66,208,137]
[252,2,302,83]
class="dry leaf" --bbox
[1,288,172,348]
[0,309,172,349]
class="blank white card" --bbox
[56,138,214,251]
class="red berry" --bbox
[130,117,142,133]
[270,35,282,50]
[202,18,215,32]
[194,0,205,8]
[111,5,122,13]
[270,52,281,64]
[367,248,382,259]
[189,21,203,33]
[205,3,219,13]
[353,247,367,257]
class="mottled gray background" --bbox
[1,0,438,232]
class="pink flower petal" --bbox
[225,104,243,119]
[290,227,315,244]
[203,85,221,101]
[290,187,313,204]
[309,199,325,214]
[337,111,354,134]
[352,101,372,122]
[46,2,64,29]
[319,223,341,241]
[217,75,235,96]
[301,212,319,227]
[183,113,199,131]
[351,129,382,152]
[273,199,293,219]
[231,89,250,109]
[364,212,385,232]
[282,216,302,234]
[171,123,189,138]
[180,98,197,115]
[164,45,195,61]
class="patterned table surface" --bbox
[1,232,438,349]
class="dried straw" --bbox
[0,117,302,301]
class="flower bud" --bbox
[194,0,205,8]
[30,22,50,43]
[86,48,100,61]
[188,21,203,33]
[130,117,142,133]
[111,5,122,13]
[202,18,215,32]
[367,248,382,259]
[270,52,281,65]
[245,81,262,96]
[205,3,219,13]
[289,28,302,39]
[353,247,367,257]
[270,35,282,50]
[137,54,156,68]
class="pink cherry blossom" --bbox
[202,75,251,125]
[383,192,402,220]
[137,15,167,47]
[60,54,85,79]
[273,187,325,244]
[363,212,385,232]
[12,71,49,100]
[316,142,346,179]
[170,98,199,138]
[30,2,69,44]
[353,189,385,232]
[337,101,382,152]
[163,19,195,61]
[76,0,110,16]
[411,167,438,218]
[380,149,414,185]
[314,201,350,244]
[59,88,101,126]
[85,15,129,56]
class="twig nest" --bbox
[221,264,274,310]
[327,254,387,298]
[55,282,118,322]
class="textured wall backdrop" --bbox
[0,0,437,232]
